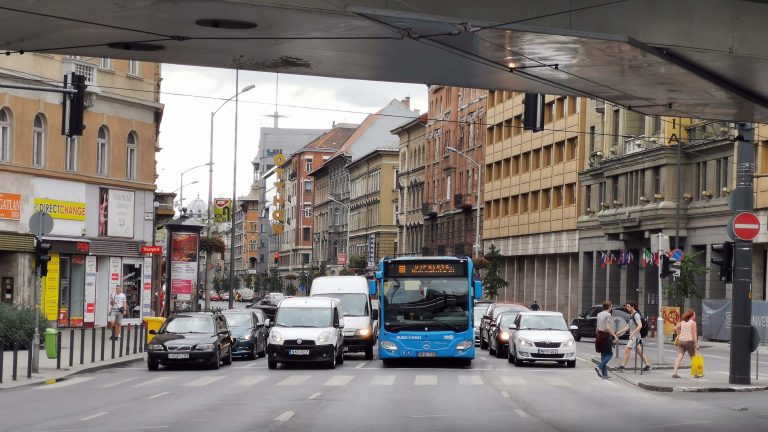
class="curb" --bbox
[0,355,144,390]
[637,381,768,393]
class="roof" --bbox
[390,113,429,135]
[518,311,565,316]
[303,125,357,150]
[279,296,339,308]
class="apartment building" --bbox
[392,114,427,256]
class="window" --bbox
[304,180,312,194]
[532,149,541,170]
[510,195,519,214]
[612,177,619,203]
[653,116,662,135]
[584,186,591,212]
[512,155,520,175]
[554,187,563,208]
[566,138,577,160]
[653,167,661,194]
[612,107,621,146]
[0,108,10,163]
[303,204,311,218]
[65,137,77,172]
[543,145,552,167]
[716,157,730,197]
[589,126,595,154]
[521,193,529,213]
[126,132,137,180]
[32,114,45,167]
[97,126,109,175]
[500,197,509,217]
[467,168,473,192]
[522,152,530,172]
[128,60,140,76]
[99,58,112,70]
[554,141,564,164]
[446,174,452,200]
[695,162,706,200]
[531,191,539,212]
[542,188,551,210]
[303,227,311,242]
[565,183,576,206]
[305,157,313,172]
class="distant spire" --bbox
[265,73,287,128]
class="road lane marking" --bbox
[308,392,321,400]
[274,411,295,422]
[515,409,530,418]
[543,376,571,387]
[371,375,395,385]
[102,377,137,388]
[237,375,268,386]
[458,375,483,385]
[500,376,524,386]
[500,390,510,398]
[323,375,354,386]
[356,361,370,369]
[183,376,226,387]
[147,392,169,399]
[646,420,710,430]
[414,375,437,386]
[277,375,310,386]
[134,377,172,387]
[80,412,108,421]
[36,377,94,389]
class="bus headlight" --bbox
[456,341,472,350]
[380,341,397,351]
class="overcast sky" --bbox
[156,65,428,208]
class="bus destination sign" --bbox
[386,261,467,277]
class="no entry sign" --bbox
[732,212,761,241]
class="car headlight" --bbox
[380,340,397,351]
[195,343,215,351]
[355,328,371,337]
[148,344,165,351]
[270,330,283,344]
[519,338,534,347]
[562,339,575,348]
[317,331,331,344]
[500,332,509,342]
[241,333,253,341]
[456,340,472,350]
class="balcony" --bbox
[62,58,99,90]
[421,203,437,218]
[623,135,662,156]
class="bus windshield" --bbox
[382,277,470,332]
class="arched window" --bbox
[32,114,45,167]
[0,108,10,163]
[97,126,109,175]
[126,131,138,180]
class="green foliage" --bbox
[482,244,508,302]
[349,255,367,269]
[199,237,226,254]
[666,252,708,304]
[0,303,47,350]
[339,268,354,276]
[285,281,297,296]
[268,268,283,293]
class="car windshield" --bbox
[493,305,526,319]
[223,313,252,328]
[519,315,568,331]
[275,307,332,328]
[498,313,519,328]
[313,293,368,317]
[163,316,215,334]
[382,277,469,332]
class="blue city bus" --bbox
[370,256,483,366]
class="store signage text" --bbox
[34,198,86,221]
[271,153,286,235]
[0,192,21,220]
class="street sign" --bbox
[732,211,761,241]
[337,252,347,266]
[213,198,232,223]
[670,248,684,262]
[28,211,53,237]
[367,233,376,268]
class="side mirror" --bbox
[368,280,377,296]
[483,315,491,321]
[371,309,379,321]
[508,325,516,331]
[474,280,483,301]
[338,318,345,329]
[148,329,157,335]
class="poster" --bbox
[661,306,680,335]
[171,232,198,301]
[109,257,121,304]
[84,256,97,323]
[99,188,135,238]
[44,253,60,321]
[703,299,768,342]
[142,257,152,317]
[213,198,232,223]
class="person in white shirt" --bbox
[595,301,618,379]
[111,285,127,340]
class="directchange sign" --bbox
[34,198,86,221]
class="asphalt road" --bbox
[2,347,768,432]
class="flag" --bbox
[600,251,607,269]
[653,252,660,266]
[609,252,617,266]
[627,250,634,265]
[641,249,653,268]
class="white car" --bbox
[507,311,576,368]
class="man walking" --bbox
[110,285,126,340]
[615,301,652,372]
[530,300,540,311]
[595,301,618,379]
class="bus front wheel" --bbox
[382,359,396,368]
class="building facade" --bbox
[392,114,427,256]
[0,54,162,327]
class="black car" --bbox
[146,311,234,370]
[488,311,522,358]
[223,309,268,360]
[480,303,530,350]
[570,305,631,341]
[247,299,278,321]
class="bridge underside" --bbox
[2,1,768,121]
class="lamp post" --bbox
[328,197,350,268]
[446,146,482,258]
[179,164,210,211]
[204,81,255,311]
[172,180,199,208]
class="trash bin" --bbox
[44,328,58,359]
[144,317,166,344]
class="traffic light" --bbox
[274,252,280,264]
[61,72,87,137]
[710,242,734,283]
[523,93,545,132]
[659,254,673,279]
[35,239,52,277]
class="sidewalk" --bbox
[588,339,768,392]
[1,326,146,390]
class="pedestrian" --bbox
[110,285,126,340]
[615,301,652,372]
[595,301,618,379]
[530,300,540,311]
[672,308,698,378]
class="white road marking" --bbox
[147,392,169,399]
[102,377,137,388]
[237,375,268,386]
[458,375,483,385]
[183,375,226,387]
[134,377,172,387]
[370,375,395,386]
[500,376,524,386]
[543,376,571,387]
[646,420,711,430]
[414,375,437,386]
[80,412,108,421]
[308,392,321,400]
[323,375,354,386]
[277,375,310,386]
[500,390,510,398]
[356,361,369,369]
[274,411,295,422]
[515,409,530,418]
[36,377,94,389]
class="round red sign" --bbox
[733,212,761,241]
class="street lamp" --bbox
[206,81,255,311]
[446,146,482,258]
[328,197,350,268]
[179,164,210,211]
[172,180,199,208]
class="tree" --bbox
[349,255,367,269]
[482,244,508,301]
[666,252,708,306]
[268,268,282,293]
[199,236,226,255]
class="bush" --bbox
[0,303,47,350]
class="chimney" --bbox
[402,97,411,109]
[332,120,336,127]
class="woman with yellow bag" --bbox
[672,309,700,378]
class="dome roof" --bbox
[186,196,208,221]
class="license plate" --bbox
[289,349,310,355]
[418,351,437,358]
[343,346,349,352]
[168,353,189,359]
[538,349,558,355]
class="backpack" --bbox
[634,312,649,338]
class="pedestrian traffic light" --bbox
[659,254,673,279]
[274,252,280,264]
[710,242,734,283]
[35,239,52,277]
[61,72,87,137]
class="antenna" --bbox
[265,73,287,128]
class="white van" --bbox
[266,296,345,369]
[310,276,378,360]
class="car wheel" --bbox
[222,347,233,366]
[364,346,374,360]
[495,344,505,359]
[267,358,277,370]
[507,348,514,364]
[147,358,159,371]
[567,360,576,368]
[210,351,221,370]
[573,332,582,342]
[336,347,344,365]
[327,353,336,369]
[513,347,523,367]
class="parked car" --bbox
[146,311,233,370]
[222,292,230,301]
[266,296,345,369]
[247,299,278,321]
[473,303,491,342]
[488,311,521,358]
[508,311,576,368]
[223,309,268,360]
[480,303,529,349]
[569,305,631,341]
[210,292,222,301]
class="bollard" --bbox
[69,329,75,367]
[111,330,116,359]
[124,325,130,356]
[0,338,3,383]
[133,324,138,354]
[101,327,105,361]
[56,332,62,369]
[27,342,32,378]
[91,328,96,363]
[12,342,18,381]
[80,328,85,365]
[119,326,125,357]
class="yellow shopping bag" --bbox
[691,351,704,378]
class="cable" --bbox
[472,0,630,31]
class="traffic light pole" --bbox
[656,233,664,366]
[729,123,755,385]
[32,237,41,373]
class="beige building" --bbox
[392,114,427,256]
